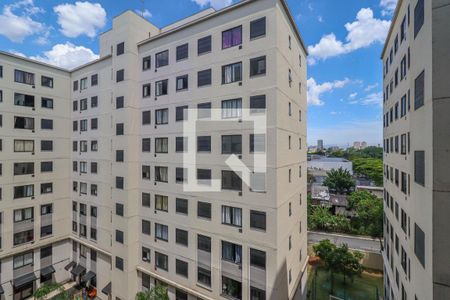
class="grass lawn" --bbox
[307,266,383,300]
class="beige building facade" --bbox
[0,0,308,299]
[382,0,450,299]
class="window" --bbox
[14,162,34,175]
[155,79,168,96]
[176,168,187,183]
[222,62,242,84]
[197,136,211,152]
[41,245,52,259]
[91,96,98,108]
[116,69,124,82]
[91,118,98,130]
[142,138,151,152]
[222,98,242,118]
[176,137,187,152]
[176,290,188,300]
[222,241,242,264]
[14,139,34,152]
[250,248,266,270]
[176,43,189,61]
[142,110,151,125]
[115,257,124,271]
[176,106,188,121]
[155,109,169,125]
[155,194,168,211]
[116,203,124,216]
[415,223,425,267]
[250,95,266,113]
[197,102,211,119]
[117,42,125,55]
[73,80,78,91]
[142,247,151,262]
[14,184,34,198]
[155,166,168,182]
[176,229,188,246]
[91,162,97,174]
[80,78,87,90]
[222,171,242,191]
[198,35,212,55]
[176,259,188,277]
[41,161,53,173]
[176,198,188,215]
[91,74,98,86]
[250,210,266,230]
[41,76,53,88]
[222,26,242,49]
[13,252,33,269]
[116,176,124,189]
[116,230,124,244]
[142,83,151,98]
[414,70,425,110]
[250,17,266,39]
[176,75,188,91]
[116,96,124,109]
[142,56,151,70]
[222,135,242,154]
[250,134,266,153]
[222,276,242,299]
[197,69,212,87]
[155,252,168,270]
[414,0,424,38]
[155,138,168,153]
[197,201,211,219]
[14,69,34,85]
[142,165,151,180]
[41,183,53,194]
[198,234,211,252]
[14,116,34,130]
[198,267,211,287]
[142,193,151,207]
[414,151,425,186]
[116,123,124,135]
[14,93,34,107]
[40,140,53,151]
[142,220,151,235]
[250,56,266,76]
[221,206,242,227]
[41,97,53,109]
[250,172,266,192]
[155,50,169,68]
[91,140,98,152]
[251,287,266,300]
[14,207,34,222]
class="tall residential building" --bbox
[317,139,323,151]
[0,0,308,299]
[382,0,450,299]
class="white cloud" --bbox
[29,43,99,69]
[307,8,390,64]
[191,0,232,10]
[349,91,383,106]
[349,92,358,99]
[308,121,382,147]
[317,16,323,23]
[380,0,398,16]
[0,0,45,42]
[54,2,106,38]
[135,9,152,19]
[330,111,342,116]
[364,83,379,92]
[307,77,350,106]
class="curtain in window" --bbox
[232,27,242,46]
[156,167,168,182]
[224,66,232,83]
[222,99,242,118]
[223,31,232,49]
[233,207,242,226]
[222,206,232,224]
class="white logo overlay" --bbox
[181,108,267,192]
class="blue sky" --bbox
[0,0,398,147]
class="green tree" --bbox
[352,157,383,186]
[34,282,64,300]
[136,285,169,300]
[349,191,384,238]
[323,167,355,194]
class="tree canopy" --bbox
[136,285,169,300]
[323,167,355,194]
[348,191,384,238]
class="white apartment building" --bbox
[0,0,308,299]
[382,0,450,299]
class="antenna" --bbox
[140,0,145,17]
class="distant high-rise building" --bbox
[382,0,450,299]
[361,141,367,149]
[317,139,324,151]
[353,141,361,149]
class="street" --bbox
[308,231,381,253]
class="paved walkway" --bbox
[308,231,381,253]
